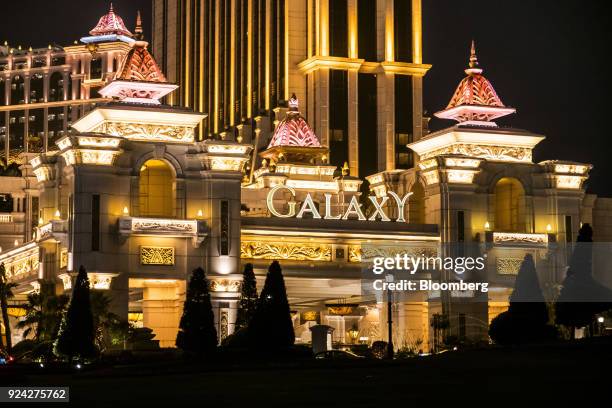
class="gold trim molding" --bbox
[140,246,175,265]
[241,241,332,261]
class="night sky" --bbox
[1,0,609,196]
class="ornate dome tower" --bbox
[89,3,133,37]
[435,41,515,127]
[80,3,135,44]
[260,94,328,164]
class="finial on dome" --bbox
[288,93,299,111]
[134,10,144,40]
[110,2,114,12]
[465,40,483,75]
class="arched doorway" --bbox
[408,181,425,224]
[494,177,525,232]
[139,159,175,217]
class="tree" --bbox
[489,254,556,345]
[555,224,612,335]
[248,261,295,350]
[16,284,68,343]
[54,266,96,361]
[176,267,218,354]
[90,291,124,353]
[235,263,258,331]
[0,263,17,352]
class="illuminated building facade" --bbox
[1,9,612,351]
[0,4,139,168]
[152,0,429,178]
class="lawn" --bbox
[3,338,610,407]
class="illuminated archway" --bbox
[139,159,175,217]
[494,177,525,232]
[408,181,425,224]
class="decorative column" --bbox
[312,0,330,147]
[142,280,185,348]
[347,0,359,176]
[377,0,395,171]
[412,0,424,143]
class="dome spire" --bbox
[89,3,133,38]
[434,41,515,126]
[134,10,144,40]
[98,41,177,104]
[267,92,321,148]
[288,93,299,111]
[465,40,483,75]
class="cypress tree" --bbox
[489,254,555,344]
[54,265,96,361]
[248,261,295,350]
[556,224,612,335]
[235,263,258,331]
[176,267,218,354]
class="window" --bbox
[220,200,230,255]
[458,313,466,340]
[330,129,344,142]
[329,0,348,57]
[394,0,412,62]
[494,178,525,232]
[396,152,411,168]
[565,215,572,243]
[396,133,410,146]
[139,159,175,217]
[357,0,376,61]
[92,194,100,251]
[458,211,465,242]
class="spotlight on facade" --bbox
[546,224,552,232]
[598,316,605,323]
[123,206,129,216]
[484,221,491,230]
[197,209,203,217]
[14,240,18,247]
[54,209,61,218]
[38,217,44,225]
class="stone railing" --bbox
[118,216,207,247]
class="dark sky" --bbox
[1,0,610,196]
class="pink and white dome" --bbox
[435,41,515,124]
[89,3,133,38]
[267,95,321,148]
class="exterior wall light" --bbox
[123,206,129,216]
[484,221,491,230]
[197,209,203,217]
[546,224,552,232]
[54,209,61,219]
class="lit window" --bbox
[331,129,344,142]
[396,133,411,145]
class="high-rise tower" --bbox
[152,0,430,178]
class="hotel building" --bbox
[1,5,611,350]
[0,5,144,168]
[0,5,143,252]
[151,0,427,178]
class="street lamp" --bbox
[597,316,605,336]
[386,273,394,359]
